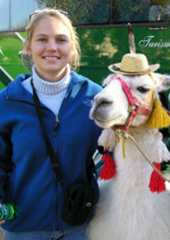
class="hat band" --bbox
[113,66,150,74]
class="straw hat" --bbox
[108,53,160,76]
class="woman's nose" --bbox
[46,40,57,51]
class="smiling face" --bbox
[25,16,71,82]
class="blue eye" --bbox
[58,38,66,42]
[38,38,46,42]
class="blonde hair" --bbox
[24,8,81,70]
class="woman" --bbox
[0,8,102,240]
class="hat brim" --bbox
[108,63,160,76]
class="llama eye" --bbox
[137,86,149,93]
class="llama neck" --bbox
[113,129,155,196]
[128,125,160,141]
[114,125,169,180]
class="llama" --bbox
[88,53,170,240]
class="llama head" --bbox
[89,73,170,130]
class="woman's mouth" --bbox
[43,56,60,60]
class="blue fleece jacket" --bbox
[0,71,102,232]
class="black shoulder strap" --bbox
[31,79,64,186]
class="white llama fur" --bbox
[88,73,170,240]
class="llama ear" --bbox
[154,73,170,93]
[147,97,170,129]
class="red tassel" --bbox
[149,163,166,193]
[100,152,116,180]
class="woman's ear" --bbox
[24,40,31,56]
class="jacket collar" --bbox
[5,72,87,102]
[6,74,33,102]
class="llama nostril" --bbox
[97,98,113,107]
[94,94,112,105]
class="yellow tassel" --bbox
[122,138,126,158]
[115,131,126,158]
[116,134,120,142]
[147,97,170,129]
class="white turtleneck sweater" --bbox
[22,65,71,116]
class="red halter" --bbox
[109,76,151,131]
